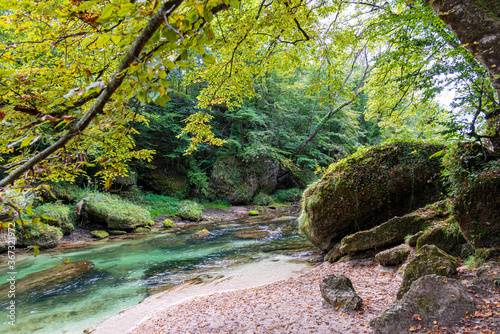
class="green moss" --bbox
[132,227,151,233]
[249,210,259,216]
[272,188,303,203]
[192,229,210,238]
[80,190,153,230]
[162,219,176,228]
[253,192,273,206]
[42,182,82,203]
[91,230,109,239]
[32,202,77,236]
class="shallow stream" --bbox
[0,210,315,333]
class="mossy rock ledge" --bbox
[397,245,458,299]
[16,225,63,249]
[416,222,468,257]
[299,142,444,251]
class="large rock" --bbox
[370,275,476,334]
[16,224,63,249]
[32,203,76,236]
[397,245,458,299]
[0,261,94,299]
[475,261,500,289]
[299,142,444,251]
[319,274,363,310]
[446,142,500,248]
[375,244,412,266]
[210,155,279,204]
[416,221,467,257]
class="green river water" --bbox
[0,211,315,334]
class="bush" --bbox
[177,200,203,221]
[80,190,153,230]
[32,202,77,236]
[253,192,273,206]
[272,188,303,203]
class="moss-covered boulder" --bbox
[340,213,434,254]
[162,219,175,228]
[370,275,476,334]
[475,261,500,288]
[32,203,76,236]
[80,191,153,231]
[397,245,458,299]
[406,231,424,247]
[91,230,109,239]
[176,201,202,221]
[192,229,210,238]
[299,142,444,251]
[0,261,94,299]
[375,244,412,266]
[16,224,63,249]
[445,142,500,248]
[416,221,467,257]
[40,182,82,203]
[249,210,259,216]
[210,155,279,204]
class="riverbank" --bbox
[97,259,401,333]
[85,255,316,334]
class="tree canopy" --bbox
[0,0,499,197]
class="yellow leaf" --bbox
[196,5,204,16]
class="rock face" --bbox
[299,142,444,251]
[416,222,467,257]
[398,245,458,299]
[375,244,412,266]
[319,274,363,310]
[210,155,279,204]
[0,261,94,298]
[324,243,342,263]
[445,142,500,248]
[370,275,476,334]
[16,225,63,249]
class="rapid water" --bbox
[0,211,315,333]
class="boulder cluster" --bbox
[303,142,500,332]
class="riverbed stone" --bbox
[299,142,444,251]
[91,230,109,238]
[192,229,210,238]
[162,219,175,228]
[474,261,500,289]
[0,261,95,298]
[375,244,412,266]
[320,274,362,310]
[109,230,127,235]
[370,275,476,334]
[132,227,151,233]
[249,210,259,216]
[234,227,270,239]
[397,245,458,299]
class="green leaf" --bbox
[26,205,34,216]
[33,246,40,257]
[203,53,216,64]
[229,0,239,9]
[98,4,115,22]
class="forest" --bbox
[0,0,499,333]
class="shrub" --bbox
[253,192,273,206]
[32,202,77,236]
[272,188,303,203]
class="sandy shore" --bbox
[85,256,316,334]
[125,259,400,334]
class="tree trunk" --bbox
[425,0,500,149]
[425,0,500,93]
